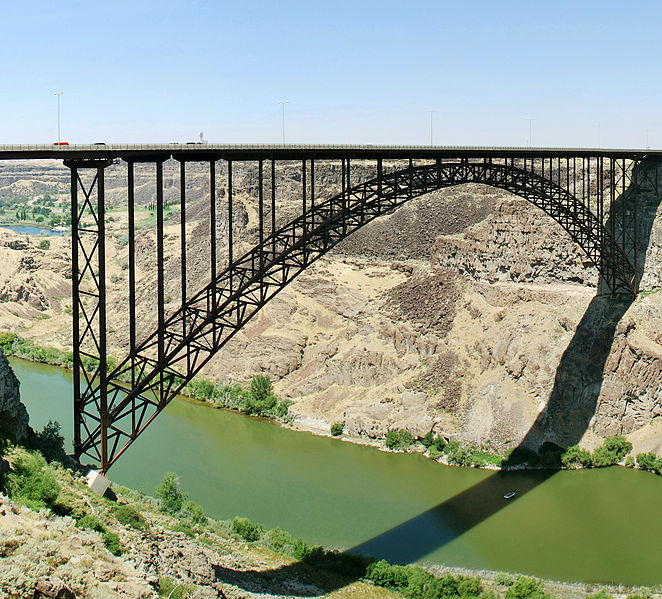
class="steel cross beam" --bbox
[63,154,654,472]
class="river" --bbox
[13,357,662,587]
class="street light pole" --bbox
[523,117,534,148]
[54,91,63,145]
[277,100,289,145]
[427,110,437,146]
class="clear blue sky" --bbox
[1,0,661,147]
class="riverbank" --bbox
[1,442,660,599]
[12,356,662,587]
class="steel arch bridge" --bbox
[0,145,658,472]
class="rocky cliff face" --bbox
[0,349,29,444]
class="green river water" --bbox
[13,357,662,587]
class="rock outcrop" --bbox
[0,349,29,444]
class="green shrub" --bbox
[32,420,66,463]
[495,572,515,586]
[365,559,409,591]
[77,514,105,532]
[445,443,476,466]
[330,422,344,436]
[603,435,632,460]
[1,449,60,510]
[101,530,124,556]
[181,500,207,525]
[504,446,540,467]
[405,567,437,598]
[266,526,292,551]
[385,429,415,450]
[538,442,564,467]
[113,504,148,530]
[505,576,546,599]
[232,516,263,541]
[591,446,618,468]
[561,445,593,468]
[636,452,662,474]
[37,239,50,250]
[587,590,614,599]
[291,537,314,560]
[457,575,483,597]
[155,472,187,515]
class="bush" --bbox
[232,516,263,541]
[113,504,148,530]
[1,449,60,510]
[445,442,476,467]
[587,591,614,599]
[155,472,187,515]
[37,239,50,250]
[32,420,66,463]
[422,432,446,452]
[636,452,662,474]
[330,422,344,436]
[561,445,592,469]
[181,500,207,525]
[495,572,515,586]
[603,435,632,461]
[592,446,618,468]
[504,447,540,467]
[77,514,105,533]
[266,527,292,551]
[365,559,409,591]
[385,429,415,450]
[505,576,546,599]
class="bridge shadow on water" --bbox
[211,160,661,596]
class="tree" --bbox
[330,422,344,436]
[155,472,187,515]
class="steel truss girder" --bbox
[72,158,640,471]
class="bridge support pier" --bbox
[64,158,113,466]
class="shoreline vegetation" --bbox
[3,332,662,478]
[1,438,660,598]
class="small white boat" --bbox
[503,491,516,499]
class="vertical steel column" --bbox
[127,161,136,375]
[70,167,81,456]
[633,163,638,292]
[209,160,217,340]
[156,161,165,377]
[302,159,307,258]
[271,159,276,257]
[271,155,276,255]
[228,160,233,291]
[210,160,216,287]
[310,158,315,211]
[180,161,187,336]
[258,159,264,275]
[126,160,137,439]
[97,167,108,469]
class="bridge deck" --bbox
[0,144,656,161]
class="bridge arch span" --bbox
[79,158,636,469]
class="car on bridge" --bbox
[52,142,69,146]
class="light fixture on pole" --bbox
[54,91,64,145]
[427,110,437,146]
[523,117,534,148]
[277,100,289,145]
